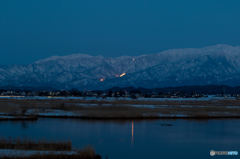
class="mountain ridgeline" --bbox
[1,44,240,90]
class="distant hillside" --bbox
[1,44,240,89]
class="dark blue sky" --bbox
[1,0,240,65]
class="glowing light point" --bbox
[120,73,126,77]
[133,58,135,61]
[100,79,104,81]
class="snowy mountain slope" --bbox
[1,44,240,89]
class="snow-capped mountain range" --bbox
[1,44,240,90]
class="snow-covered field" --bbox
[0,149,77,157]
[0,95,239,118]
[25,109,81,117]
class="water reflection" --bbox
[131,121,134,148]
[0,120,37,130]
[21,121,28,130]
[0,118,239,159]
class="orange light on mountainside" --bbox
[120,73,126,77]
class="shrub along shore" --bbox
[0,137,101,159]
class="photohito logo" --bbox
[210,150,238,156]
[210,150,215,156]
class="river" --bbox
[0,118,239,159]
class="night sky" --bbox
[1,0,240,65]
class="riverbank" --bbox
[0,115,38,121]
[0,98,240,119]
[0,137,101,159]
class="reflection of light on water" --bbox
[131,121,134,148]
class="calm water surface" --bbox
[0,118,239,159]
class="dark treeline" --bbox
[0,86,56,91]
[104,85,240,94]
[1,85,240,96]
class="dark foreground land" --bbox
[1,154,101,159]
[0,98,240,119]
[0,137,101,159]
